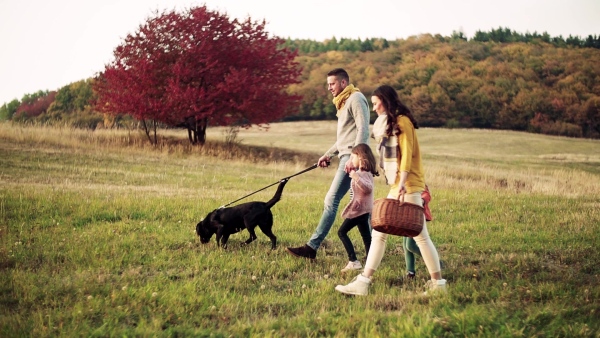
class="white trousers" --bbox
[365,191,441,274]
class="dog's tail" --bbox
[265,178,289,209]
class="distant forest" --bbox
[284,27,600,53]
[2,27,599,138]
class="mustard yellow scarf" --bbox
[333,84,360,112]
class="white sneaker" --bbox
[335,274,370,296]
[423,278,447,295]
[340,260,362,272]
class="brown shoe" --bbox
[286,244,316,260]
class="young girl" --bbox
[337,143,379,272]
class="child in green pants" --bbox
[404,185,435,279]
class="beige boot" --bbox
[335,274,371,296]
[340,260,363,272]
[424,278,447,295]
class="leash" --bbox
[219,163,320,209]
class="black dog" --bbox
[196,179,288,249]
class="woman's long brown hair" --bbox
[372,85,419,137]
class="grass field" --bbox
[1,121,599,337]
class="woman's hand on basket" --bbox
[398,171,408,197]
[398,171,408,196]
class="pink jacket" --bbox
[342,170,374,219]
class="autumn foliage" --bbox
[13,91,57,121]
[288,35,600,138]
[93,5,301,144]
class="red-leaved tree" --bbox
[14,91,57,121]
[93,5,302,144]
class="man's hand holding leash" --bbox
[318,155,331,168]
[317,154,356,174]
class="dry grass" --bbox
[211,122,600,197]
[3,121,599,198]
[207,121,338,155]
[425,161,600,197]
[0,122,318,166]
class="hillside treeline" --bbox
[284,27,600,54]
[286,33,600,138]
[2,28,599,138]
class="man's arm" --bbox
[344,94,370,173]
[352,94,370,146]
[318,144,338,167]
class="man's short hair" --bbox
[327,68,349,82]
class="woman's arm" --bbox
[397,116,415,173]
[398,171,408,195]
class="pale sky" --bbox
[1,0,599,105]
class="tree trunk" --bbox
[181,116,198,144]
[141,119,153,144]
[180,116,208,145]
[153,120,158,145]
[187,128,193,143]
[197,117,208,145]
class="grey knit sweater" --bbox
[324,91,370,159]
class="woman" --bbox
[335,85,446,296]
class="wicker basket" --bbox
[372,195,424,237]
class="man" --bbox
[286,68,370,260]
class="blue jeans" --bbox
[307,155,351,250]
